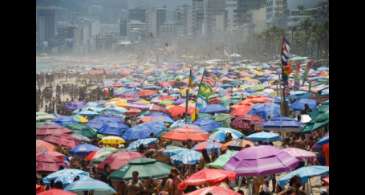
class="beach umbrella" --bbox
[72,115,88,123]
[162,128,209,142]
[213,113,231,124]
[36,127,72,137]
[36,140,56,154]
[97,151,143,171]
[110,158,172,180]
[138,89,157,97]
[247,131,281,143]
[85,147,118,163]
[127,138,158,151]
[178,168,236,190]
[97,123,127,137]
[65,101,85,111]
[99,136,125,145]
[162,145,190,157]
[193,118,221,132]
[140,115,174,123]
[222,139,255,151]
[193,141,222,152]
[37,123,64,130]
[38,189,76,195]
[71,134,91,142]
[209,128,244,142]
[65,177,116,194]
[70,144,100,156]
[224,145,300,176]
[42,169,89,187]
[207,150,238,169]
[185,186,239,195]
[36,151,65,172]
[290,98,317,111]
[42,135,77,149]
[88,116,128,130]
[263,117,302,132]
[282,148,316,161]
[167,105,195,119]
[230,115,263,134]
[248,103,281,120]
[277,166,329,187]
[65,123,98,139]
[170,149,202,165]
[200,104,229,113]
[123,121,166,141]
[54,116,77,126]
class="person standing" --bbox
[126,171,145,195]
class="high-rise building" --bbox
[225,0,238,31]
[192,0,204,36]
[37,8,56,45]
[235,0,265,28]
[175,5,193,36]
[120,10,128,37]
[266,0,289,28]
[157,8,167,36]
[128,8,147,23]
[203,0,226,34]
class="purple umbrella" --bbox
[224,145,299,176]
[65,101,85,111]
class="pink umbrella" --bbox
[185,186,239,195]
[224,145,300,176]
[97,151,143,171]
[282,147,316,161]
[178,168,236,191]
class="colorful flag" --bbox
[198,83,214,99]
[281,37,291,85]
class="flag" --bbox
[281,37,291,85]
[188,68,193,88]
[198,83,214,99]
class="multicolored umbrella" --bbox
[278,166,329,187]
[246,131,282,143]
[97,151,143,171]
[64,177,116,194]
[170,149,203,165]
[162,128,209,142]
[207,150,238,169]
[109,158,171,180]
[224,145,300,176]
[185,186,240,195]
[42,169,89,186]
[127,138,158,151]
[178,168,236,190]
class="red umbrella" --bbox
[162,128,209,142]
[230,103,253,117]
[138,90,157,97]
[97,151,143,171]
[36,140,56,154]
[185,186,239,195]
[230,115,263,134]
[241,96,272,104]
[178,168,236,190]
[167,105,194,119]
[38,189,76,195]
[42,135,77,149]
[36,151,65,172]
[36,128,72,136]
[37,123,63,130]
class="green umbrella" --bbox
[109,158,172,180]
[66,124,97,138]
[91,147,119,163]
[36,112,55,122]
[65,177,116,194]
[213,113,231,128]
[206,150,238,169]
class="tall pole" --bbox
[280,36,289,116]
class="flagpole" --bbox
[280,36,289,116]
[193,68,206,121]
[185,67,193,122]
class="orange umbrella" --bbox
[162,128,209,142]
[240,96,272,104]
[230,103,253,117]
[138,90,157,97]
[36,140,56,154]
[38,189,76,195]
[178,168,236,190]
[167,105,194,119]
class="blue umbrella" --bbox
[193,118,222,132]
[42,169,89,187]
[127,138,158,151]
[98,122,129,137]
[290,99,317,111]
[263,117,302,132]
[209,127,244,142]
[53,115,77,126]
[170,149,203,165]
[248,103,281,121]
[144,113,174,123]
[123,121,167,141]
[65,101,85,111]
[278,166,329,187]
[70,144,100,156]
[247,131,282,143]
[163,145,190,157]
[200,104,229,113]
[87,116,127,130]
[65,177,116,194]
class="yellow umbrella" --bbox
[136,99,150,105]
[100,136,126,145]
